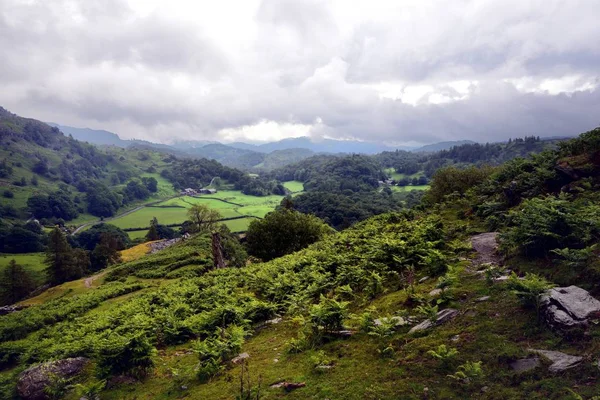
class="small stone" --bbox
[510,358,540,373]
[273,358,279,363]
[428,289,442,297]
[181,385,188,390]
[481,386,489,393]
[418,276,429,283]
[476,296,490,302]
[266,317,282,325]
[409,309,459,333]
[450,335,460,342]
[231,352,250,364]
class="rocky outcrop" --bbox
[149,238,182,253]
[409,309,459,333]
[540,286,600,336]
[17,357,90,400]
[470,232,501,266]
[0,304,28,315]
[529,349,583,372]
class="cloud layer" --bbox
[1,0,599,145]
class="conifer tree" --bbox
[145,217,160,241]
[44,227,86,285]
[0,260,35,304]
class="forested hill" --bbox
[0,108,271,234]
[374,135,564,178]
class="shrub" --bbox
[427,344,458,368]
[447,361,484,384]
[95,334,156,379]
[507,272,554,320]
[500,195,599,258]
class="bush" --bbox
[246,209,333,261]
[95,334,156,379]
[2,190,13,198]
[500,195,600,258]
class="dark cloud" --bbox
[0,0,599,145]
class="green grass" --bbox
[0,252,46,285]
[223,217,256,232]
[384,168,425,181]
[127,230,149,240]
[391,185,430,192]
[283,180,304,193]
[110,191,288,233]
[110,207,189,230]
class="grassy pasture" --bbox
[111,185,301,234]
[283,180,304,193]
[391,185,430,192]
[384,168,425,181]
[0,252,46,285]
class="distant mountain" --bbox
[171,140,219,150]
[48,123,126,147]
[229,137,413,154]
[412,140,477,153]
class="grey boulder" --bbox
[17,357,90,400]
[540,286,600,335]
[529,349,583,372]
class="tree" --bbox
[91,233,122,271]
[142,177,158,193]
[145,218,160,241]
[75,224,130,251]
[187,205,222,234]
[44,228,86,285]
[245,209,333,261]
[0,260,36,305]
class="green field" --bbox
[391,185,430,192]
[109,185,303,236]
[0,253,46,285]
[110,207,189,230]
[384,168,425,181]
[223,217,257,232]
[283,180,304,193]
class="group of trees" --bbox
[27,188,80,221]
[0,220,46,253]
[162,158,284,196]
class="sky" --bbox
[1,0,599,146]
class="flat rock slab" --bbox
[510,358,540,373]
[409,309,459,333]
[470,232,501,265]
[476,296,491,302]
[529,349,583,372]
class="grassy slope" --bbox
[98,255,599,400]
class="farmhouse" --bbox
[180,188,197,195]
[198,188,217,194]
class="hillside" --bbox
[1,127,599,399]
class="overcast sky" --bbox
[1,0,599,145]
